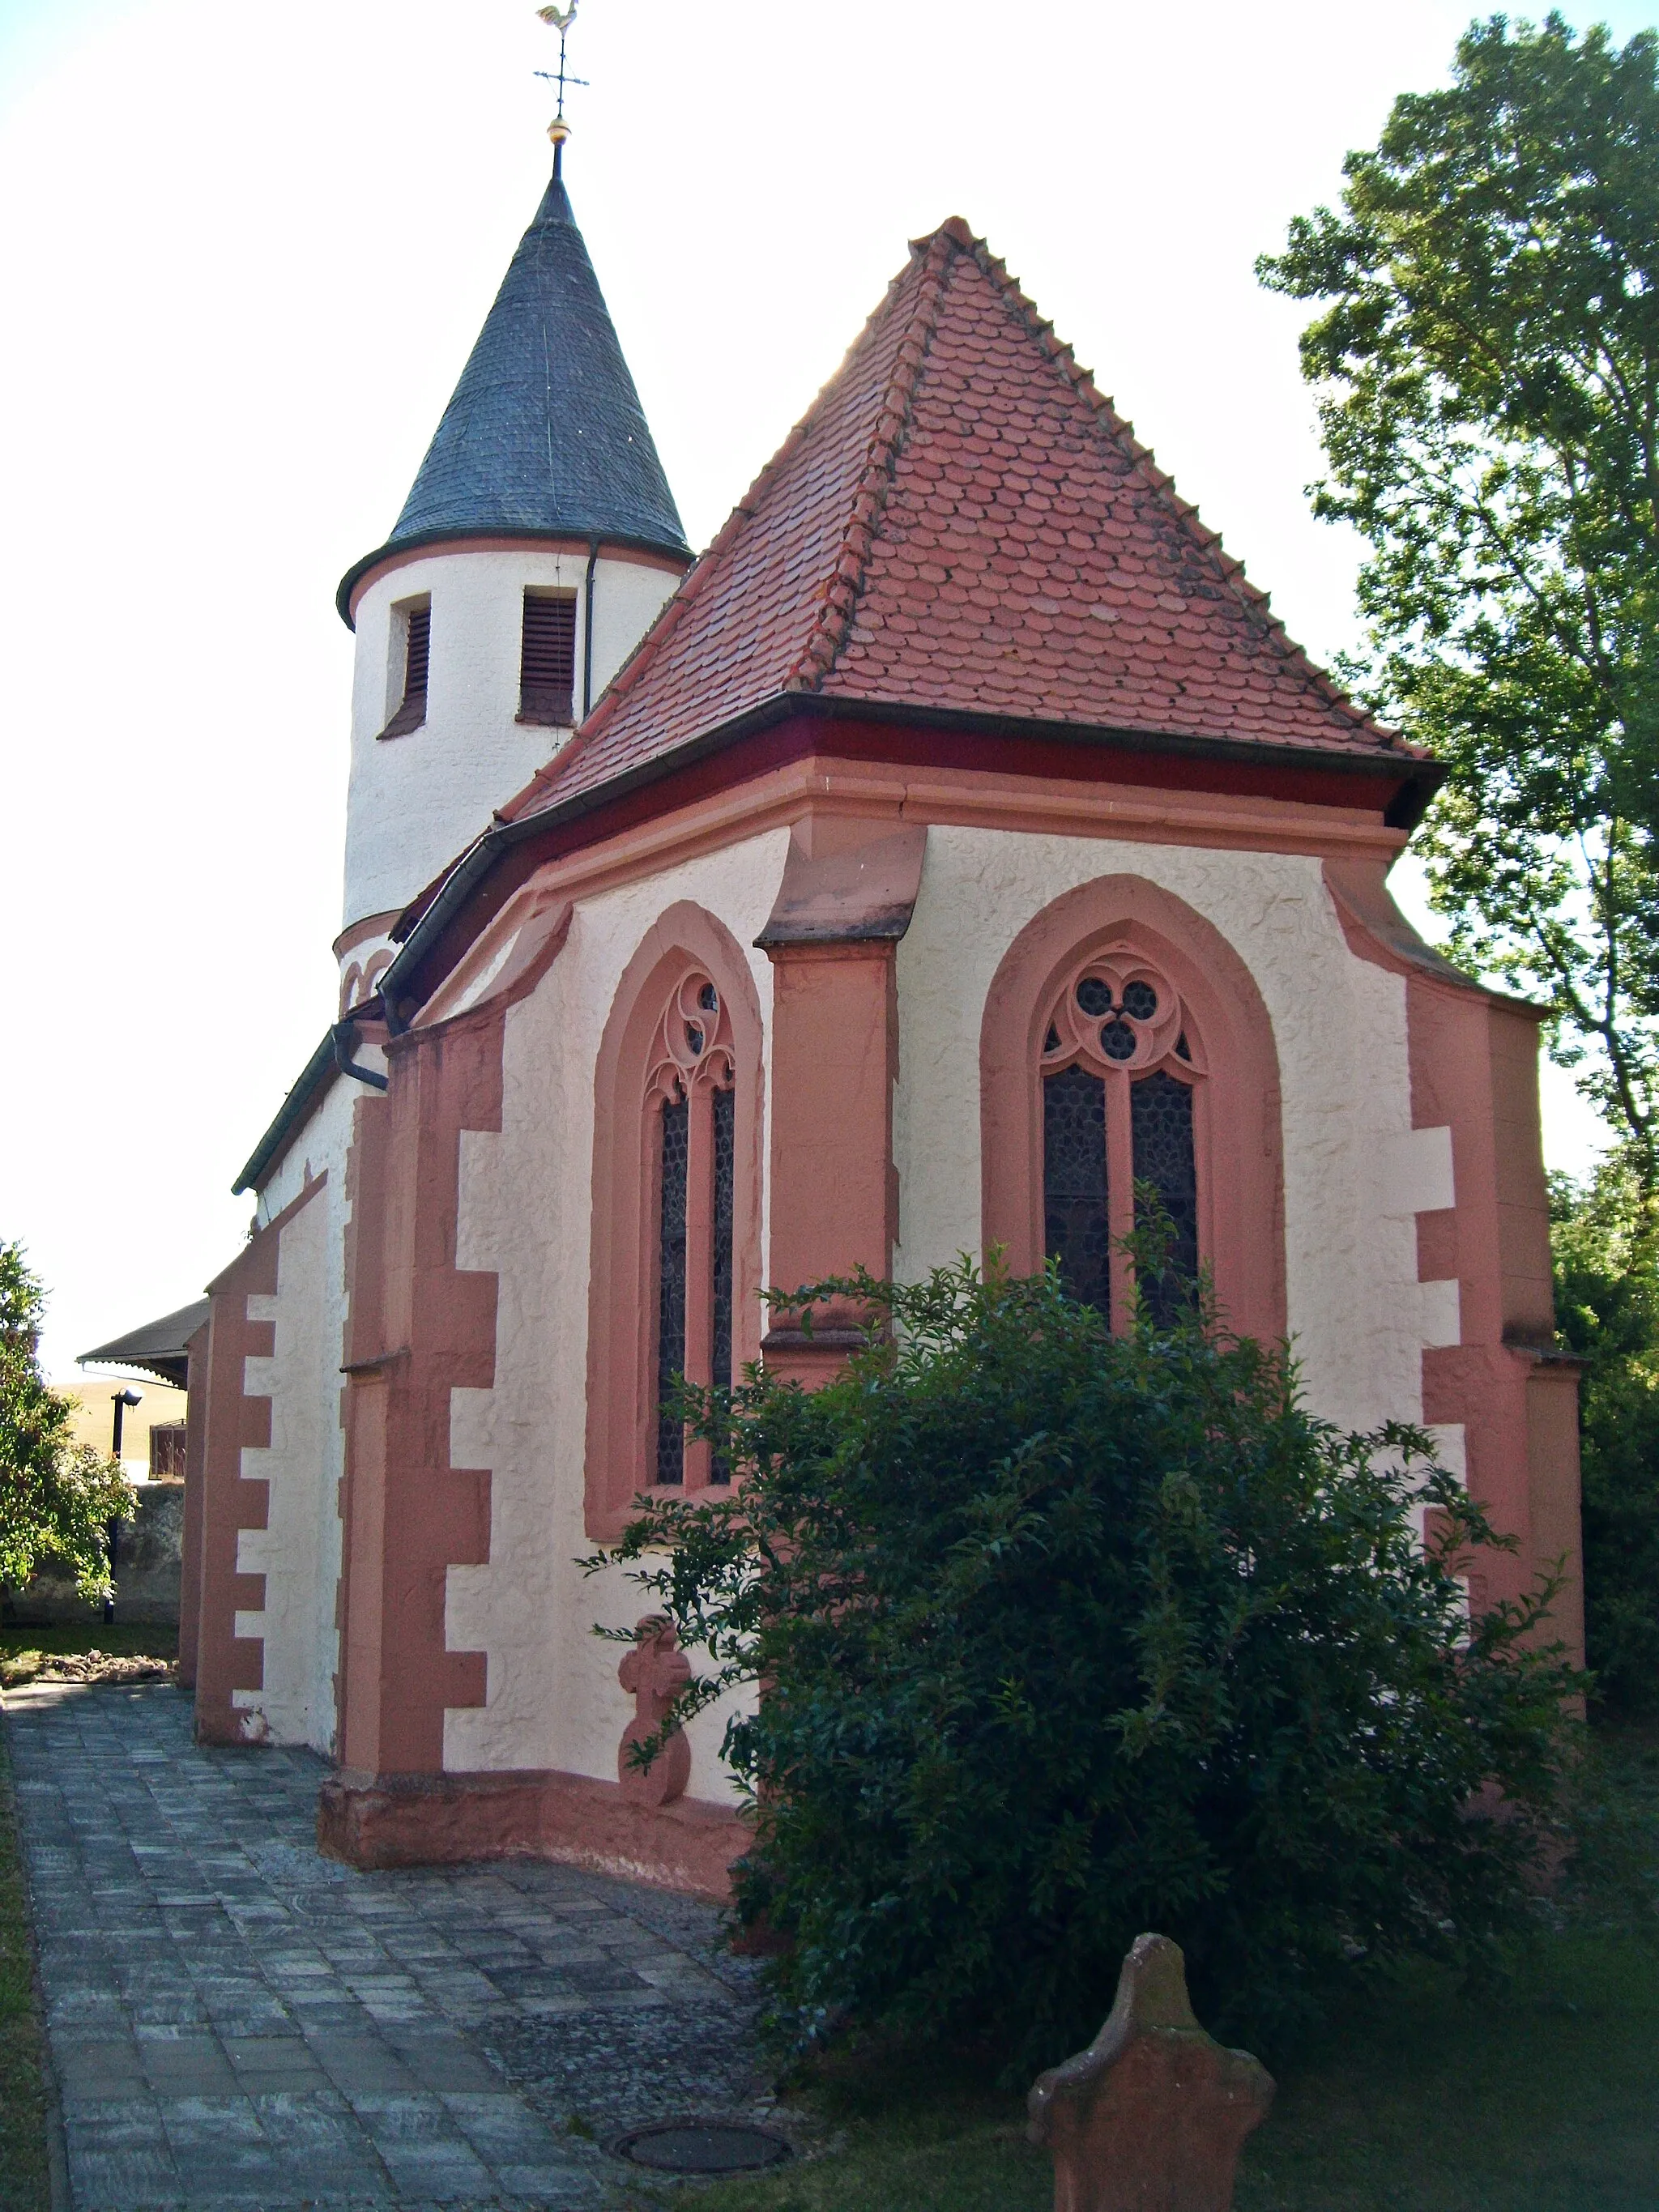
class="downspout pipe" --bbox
[333,1007,389,1090]
[582,536,599,720]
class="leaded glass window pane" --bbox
[710,1085,736,1482]
[1131,1069,1198,1323]
[655,1093,689,1484]
[1043,1063,1110,1322]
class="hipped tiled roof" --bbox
[339,171,688,620]
[503,217,1407,824]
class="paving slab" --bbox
[4,1681,778,2210]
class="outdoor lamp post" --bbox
[109,1387,143,1460]
[105,1388,142,1625]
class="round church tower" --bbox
[333,150,690,1011]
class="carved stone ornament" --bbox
[1040,951,1201,1084]
[616,1614,693,1806]
[646,969,735,1111]
[1027,1933,1274,2212]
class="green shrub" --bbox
[592,1256,1576,2069]
[1551,1163,1659,1714]
[0,1241,132,1602]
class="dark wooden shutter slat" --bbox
[378,603,431,738]
[405,605,431,697]
[519,593,576,725]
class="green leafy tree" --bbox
[0,1242,132,1602]
[1550,1161,1659,1707]
[591,1259,1576,2068]
[1260,13,1659,1184]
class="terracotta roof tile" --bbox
[502,218,1408,825]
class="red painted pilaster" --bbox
[192,1179,329,1743]
[1324,859,1582,1660]
[194,1235,279,1744]
[335,1012,498,1786]
[761,939,899,1379]
[1410,978,1584,1654]
[177,1319,210,1690]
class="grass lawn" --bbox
[659,1935,1659,2212]
[0,1703,48,2212]
[646,1732,1659,2212]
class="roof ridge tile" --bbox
[785,228,957,693]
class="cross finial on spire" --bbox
[535,4,587,180]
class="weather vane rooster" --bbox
[535,1,586,169]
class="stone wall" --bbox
[1,1481,184,1628]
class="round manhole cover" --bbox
[613,2120,794,2174]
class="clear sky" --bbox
[2,0,1653,1376]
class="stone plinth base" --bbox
[316,1767,748,1900]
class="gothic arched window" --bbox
[980,876,1286,1349]
[1039,952,1202,1326]
[646,970,737,1486]
[586,906,764,1540]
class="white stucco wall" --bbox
[441,829,790,1793]
[893,827,1461,1446]
[275,812,1466,1788]
[237,1068,365,1752]
[337,931,396,1015]
[343,548,682,929]
[233,1177,343,1754]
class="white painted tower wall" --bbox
[342,546,684,933]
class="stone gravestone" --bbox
[616,1613,693,1805]
[1028,1933,1274,2212]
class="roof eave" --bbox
[81,1354,191,1390]
[377,692,1444,1025]
[232,1029,339,1196]
[336,524,693,631]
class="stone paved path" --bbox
[3,1681,774,2210]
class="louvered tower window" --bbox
[519,591,578,726]
[380,602,430,739]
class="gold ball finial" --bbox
[548,116,573,147]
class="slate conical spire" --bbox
[338,168,689,622]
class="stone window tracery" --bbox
[1038,951,1203,1327]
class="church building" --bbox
[177,129,1584,1896]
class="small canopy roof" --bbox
[79,1298,211,1390]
